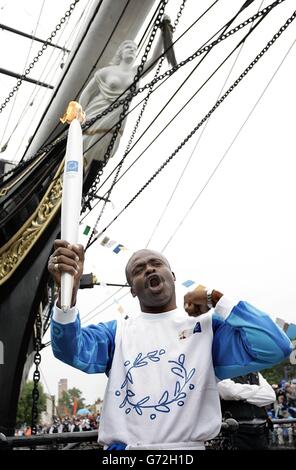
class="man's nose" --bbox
[145,266,156,276]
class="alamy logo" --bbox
[0,340,4,364]
[66,160,78,172]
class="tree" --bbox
[16,381,46,428]
[58,387,85,416]
[261,359,296,385]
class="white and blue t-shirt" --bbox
[51,297,292,450]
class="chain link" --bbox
[172,0,187,32]
[0,0,80,114]
[31,309,43,435]
[86,8,296,249]
[81,0,169,217]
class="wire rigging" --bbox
[0,0,46,152]
[82,3,273,229]
[27,0,221,170]
[80,31,296,327]
[145,0,265,248]
[0,0,234,183]
[0,0,81,114]
[13,2,93,160]
[161,32,296,253]
[85,8,295,252]
[85,0,188,248]
[79,0,269,221]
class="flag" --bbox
[73,398,78,416]
[114,298,124,314]
[106,239,117,248]
[286,323,296,340]
[117,304,124,314]
[100,236,110,246]
[113,244,126,254]
[83,225,91,235]
[276,317,285,329]
[182,280,195,288]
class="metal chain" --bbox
[81,0,284,140]
[0,0,80,114]
[86,8,296,250]
[85,0,188,246]
[81,0,283,218]
[172,0,187,32]
[81,0,169,216]
[31,309,43,435]
[135,0,285,94]
[0,0,282,184]
[85,58,165,248]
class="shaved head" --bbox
[125,249,176,313]
[125,249,171,285]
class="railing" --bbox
[1,419,295,450]
[0,430,98,449]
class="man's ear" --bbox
[130,286,136,298]
[172,271,176,281]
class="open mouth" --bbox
[145,274,163,290]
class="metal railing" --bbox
[1,418,295,450]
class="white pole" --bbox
[60,116,83,311]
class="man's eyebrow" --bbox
[131,262,145,271]
[132,257,164,268]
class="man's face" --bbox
[126,249,176,312]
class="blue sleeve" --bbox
[212,300,293,379]
[51,314,117,375]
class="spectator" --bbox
[218,372,275,449]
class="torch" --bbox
[60,101,85,311]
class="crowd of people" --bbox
[15,414,100,436]
[266,379,296,447]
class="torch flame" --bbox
[60,101,86,124]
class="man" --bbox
[49,241,292,450]
[218,372,276,449]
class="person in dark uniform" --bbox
[218,372,275,450]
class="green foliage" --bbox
[261,359,296,385]
[58,387,85,416]
[16,381,46,428]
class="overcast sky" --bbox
[1,0,296,405]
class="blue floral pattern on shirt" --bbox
[115,350,195,419]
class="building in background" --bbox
[58,378,68,401]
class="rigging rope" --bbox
[79,0,284,218]
[81,0,170,217]
[0,1,283,182]
[80,31,296,327]
[13,1,92,160]
[85,0,188,248]
[85,8,296,251]
[81,0,284,141]
[81,3,273,226]
[0,0,80,114]
[22,0,221,175]
[161,33,296,253]
[0,0,47,152]
[0,0,223,182]
[145,0,265,248]
[42,0,220,155]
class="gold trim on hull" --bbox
[0,160,64,285]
